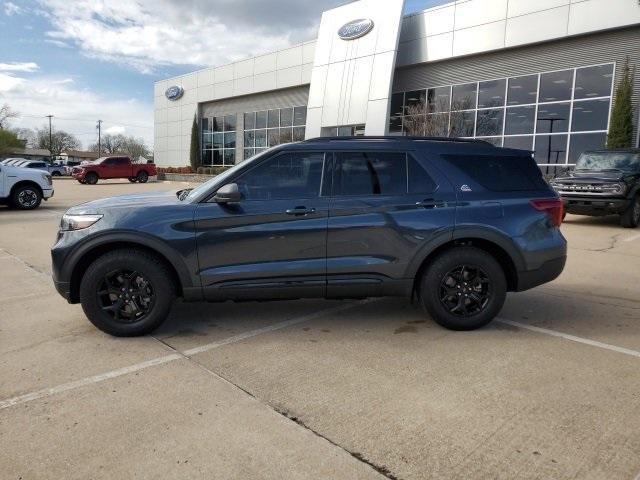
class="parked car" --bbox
[71,156,157,184]
[0,161,54,209]
[550,149,640,228]
[52,137,567,337]
[63,160,81,175]
[17,160,66,177]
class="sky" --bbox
[0,0,447,150]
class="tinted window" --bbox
[427,86,451,112]
[255,111,267,129]
[390,93,405,117]
[574,64,613,100]
[244,112,255,130]
[571,99,610,132]
[293,106,307,126]
[568,133,607,164]
[237,152,324,200]
[535,135,568,164]
[443,154,548,191]
[478,79,506,108]
[450,110,475,137]
[503,136,534,151]
[280,108,293,127]
[476,109,504,137]
[539,70,573,102]
[267,110,279,128]
[505,105,535,135]
[507,75,538,106]
[536,103,570,133]
[336,152,407,196]
[452,83,477,110]
[408,156,437,194]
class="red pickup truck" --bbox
[72,156,157,185]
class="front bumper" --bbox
[561,196,630,216]
[43,188,54,200]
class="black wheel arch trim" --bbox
[60,231,200,302]
[405,225,526,282]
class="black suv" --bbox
[52,137,567,336]
[550,149,640,228]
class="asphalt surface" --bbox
[1,178,639,480]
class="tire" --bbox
[85,172,99,185]
[128,177,137,183]
[11,184,42,210]
[419,247,507,331]
[79,249,175,337]
[136,171,149,183]
[620,196,640,229]
[52,171,61,177]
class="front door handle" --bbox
[416,199,446,209]
[286,206,316,216]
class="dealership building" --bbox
[154,0,640,173]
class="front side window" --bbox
[236,152,325,201]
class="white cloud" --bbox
[3,1,22,16]
[104,125,126,135]
[0,62,39,73]
[37,0,341,73]
[0,71,153,149]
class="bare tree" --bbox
[0,104,19,129]
[402,96,476,138]
[34,126,81,155]
[89,134,150,161]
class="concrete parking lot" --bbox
[1,178,639,480]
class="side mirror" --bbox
[214,183,242,203]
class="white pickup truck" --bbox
[0,162,54,209]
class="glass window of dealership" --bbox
[389,63,615,173]
[199,63,616,171]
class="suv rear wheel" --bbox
[11,184,42,210]
[420,247,507,331]
[620,195,640,229]
[79,249,175,336]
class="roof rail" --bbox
[303,136,493,145]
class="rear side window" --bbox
[442,154,548,191]
[335,152,437,196]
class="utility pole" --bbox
[46,115,53,159]
[96,120,103,156]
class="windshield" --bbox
[184,149,272,202]
[576,152,640,172]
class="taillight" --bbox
[530,198,564,227]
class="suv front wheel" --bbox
[79,249,175,336]
[620,195,640,229]
[420,247,507,331]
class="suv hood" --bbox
[67,190,181,214]
[554,170,634,183]
[3,164,49,180]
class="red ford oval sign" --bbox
[338,18,374,40]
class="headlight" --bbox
[60,214,103,231]
[602,183,627,195]
[42,173,52,186]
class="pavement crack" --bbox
[150,335,396,479]
[0,247,51,280]
[273,407,400,480]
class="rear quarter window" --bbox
[442,154,548,191]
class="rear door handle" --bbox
[416,199,446,209]
[286,206,316,216]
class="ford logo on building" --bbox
[165,85,184,101]
[338,18,374,41]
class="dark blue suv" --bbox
[52,137,567,336]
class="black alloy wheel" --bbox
[85,172,99,185]
[621,196,640,228]
[439,265,491,317]
[420,246,507,331]
[97,269,156,324]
